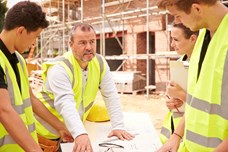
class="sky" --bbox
[7,0,42,8]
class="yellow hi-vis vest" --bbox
[182,14,228,152]
[35,52,106,139]
[160,55,186,144]
[160,111,184,144]
[0,50,37,152]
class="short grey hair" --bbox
[69,23,96,42]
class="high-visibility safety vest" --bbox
[35,51,106,139]
[0,50,37,152]
[160,111,184,144]
[183,14,228,152]
[160,55,186,144]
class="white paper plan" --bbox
[61,112,162,152]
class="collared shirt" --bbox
[0,39,21,92]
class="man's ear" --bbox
[191,3,202,14]
[69,40,73,47]
[190,34,197,43]
[16,26,25,36]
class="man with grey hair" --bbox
[35,23,134,152]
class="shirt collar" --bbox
[0,39,19,64]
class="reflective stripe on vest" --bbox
[160,111,184,144]
[185,14,228,151]
[39,59,75,110]
[0,51,37,150]
[36,52,106,139]
[0,123,36,145]
[40,54,104,111]
[62,59,75,87]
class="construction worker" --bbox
[35,23,134,152]
[0,1,73,152]
[160,23,198,144]
[156,0,228,152]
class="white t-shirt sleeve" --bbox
[99,61,125,130]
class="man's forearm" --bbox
[0,89,41,151]
[215,137,228,152]
[173,116,185,137]
[0,106,41,151]
[30,87,67,132]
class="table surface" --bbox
[61,112,162,152]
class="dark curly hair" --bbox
[4,1,49,32]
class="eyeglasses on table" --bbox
[98,142,124,152]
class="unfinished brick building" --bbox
[37,0,178,94]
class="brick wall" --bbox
[83,0,170,91]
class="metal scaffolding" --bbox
[37,0,171,96]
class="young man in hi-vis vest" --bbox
[0,1,72,152]
[155,0,228,152]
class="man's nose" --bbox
[171,39,175,47]
[85,42,92,50]
[30,39,36,47]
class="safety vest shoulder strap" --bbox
[95,53,106,84]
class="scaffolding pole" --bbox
[81,0,83,21]
[101,0,105,56]
[45,6,163,29]
[121,0,125,54]
[146,0,150,97]
[62,0,65,54]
